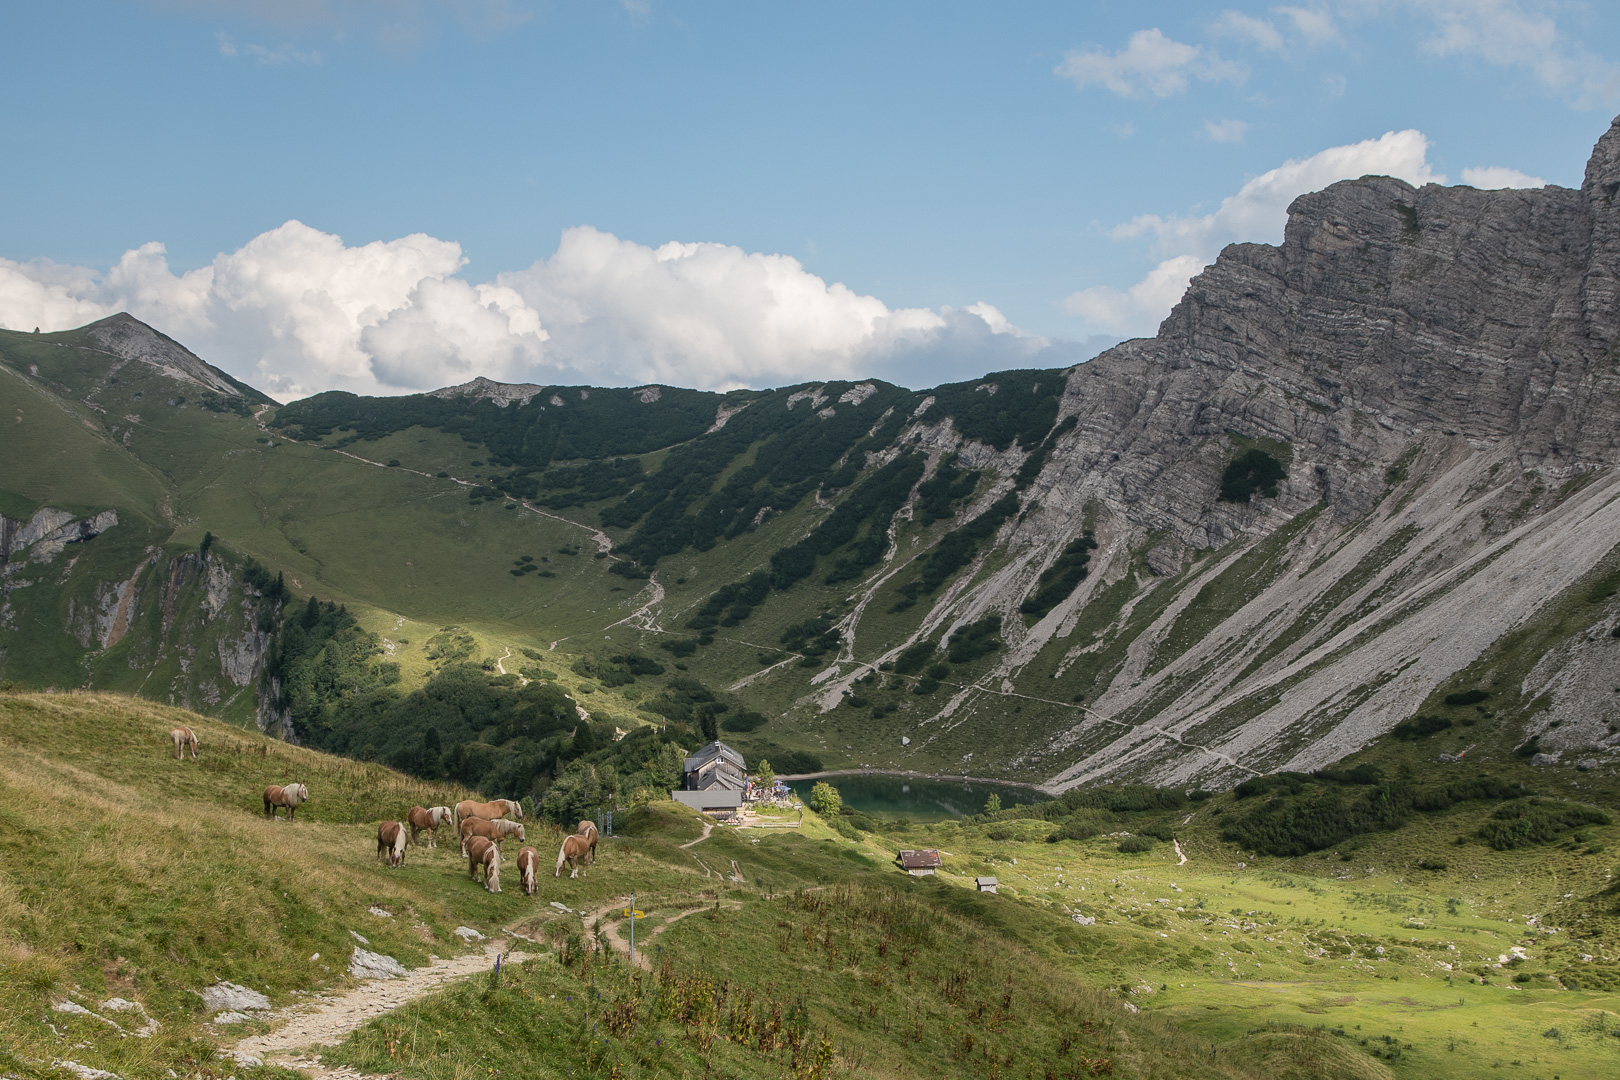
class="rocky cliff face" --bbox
[0,507,277,724]
[848,117,1620,787]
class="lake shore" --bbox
[777,767,1053,794]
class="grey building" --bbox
[684,740,746,791]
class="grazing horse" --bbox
[377,821,407,868]
[555,833,591,878]
[574,819,599,866]
[453,798,522,832]
[406,805,452,848]
[170,726,198,760]
[515,846,539,896]
[467,836,502,893]
[263,783,309,820]
[460,817,525,856]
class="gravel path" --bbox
[229,941,533,1062]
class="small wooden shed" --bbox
[975,876,998,893]
[897,849,942,876]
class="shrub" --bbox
[809,781,843,817]
[1478,799,1613,850]
[1117,836,1155,853]
[1392,714,1452,740]
[1140,823,1175,842]
[946,615,1003,665]
[1218,448,1287,502]
[720,710,767,733]
[1444,689,1490,706]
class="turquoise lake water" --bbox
[785,774,1044,821]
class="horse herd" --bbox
[168,725,600,897]
[376,798,599,895]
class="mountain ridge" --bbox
[7,118,1620,794]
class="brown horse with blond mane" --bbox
[574,819,599,866]
[170,726,198,760]
[555,833,591,878]
[407,805,452,848]
[263,783,308,820]
[377,821,407,868]
[467,835,502,892]
[453,798,522,832]
[459,817,525,856]
[515,846,540,896]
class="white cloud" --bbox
[1063,255,1207,337]
[1203,118,1250,143]
[1276,5,1340,45]
[1055,28,1245,99]
[0,222,1060,398]
[1460,165,1547,189]
[1212,10,1285,52]
[1375,0,1620,108]
[215,31,320,64]
[1066,129,1444,337]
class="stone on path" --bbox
[349,947,409,979]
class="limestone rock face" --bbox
[84,313,250,398]
[862,113,1620,788]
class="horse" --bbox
[555,833,591,878]
[263,783,309,821]
[467,835,502,893]
[459,817,525,856]
[515,846,539,896]
[574,819,599,866]
[407,805,452,848]
[377,821,407,868]
[453,798,522,832]
[170,726,198,760]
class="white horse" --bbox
[170,727,198,760]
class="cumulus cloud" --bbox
[1460,165,1548,189]
[1063,256,1207,337]
[1065,129,1444,338]
[0,222,1062,399]
[1055,28,1245,99]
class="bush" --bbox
[1392,714,1452,740]
[1046,813,1108,843]
[1140,823,1174,842]
[830,816,861,840]
[1218,448,1287,502]
[1444,689,1490,706]
[1478,799,1613,850]
[1117,836,1155,853]
[1223,774,1531,857]
[809,781,843,817]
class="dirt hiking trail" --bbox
[227,940,533,1069]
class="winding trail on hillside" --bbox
[227,940,534,1068]
[605,571,665,632]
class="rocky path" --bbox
[679,822,714,848]
[227,941,532,1067]
[605,571,665,632]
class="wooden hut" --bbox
[897,849,942,876]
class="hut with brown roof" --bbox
[897,849,942,876]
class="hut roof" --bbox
[684,740,746,773]
[897,849,942,870]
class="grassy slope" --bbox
[0,691,1397,1080]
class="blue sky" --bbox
[2,1,1618,398]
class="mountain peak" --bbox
[429,375,550,407]
[82,313,274,404]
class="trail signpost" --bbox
[622,892,646,962]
